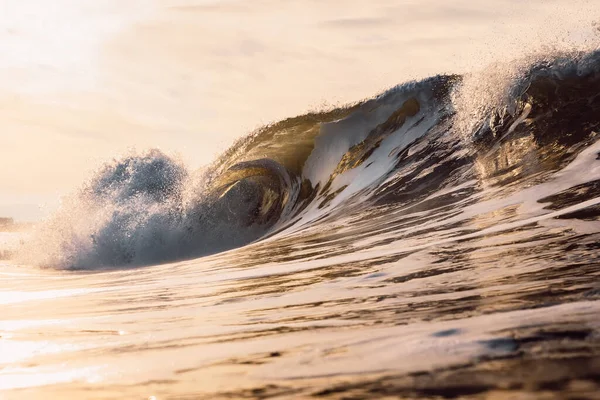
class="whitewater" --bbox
[3,30,600,400]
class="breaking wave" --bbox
[17,48,600,270]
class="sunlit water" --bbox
[2,49,600,399]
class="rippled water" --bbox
[2,49,600,399]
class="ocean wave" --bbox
[16,48,600,270]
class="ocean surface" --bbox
[2,48,600,399]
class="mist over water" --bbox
[2,3,600,399]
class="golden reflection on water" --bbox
[474,133,540,188]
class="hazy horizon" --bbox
[1,0,599,222]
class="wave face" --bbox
[16,49,600,270]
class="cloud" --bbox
[319,17,395,29]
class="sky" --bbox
[0,0,599,221]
